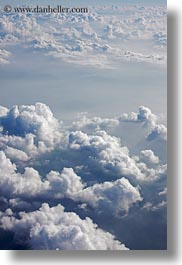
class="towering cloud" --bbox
[76,177,142,215]
[120,106,167,141]
[0,102,167,250]
[0,203,128,250]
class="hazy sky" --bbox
[0,53,166,120]
[0,2,167,120]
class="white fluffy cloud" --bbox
[0,106,8,117]
[0,151,49,198]
[71,106,167,144]
[0,151,83,200]
[140,150,159,166]
[120,106,157,125]
[0,203,128,250]
[46,168,84,199]
[0,5,166,68]
[72,115,119,132]
[0,150,143,216]
[147,124,167,141]
[0,103,167,249]
[0,104,167,187]
[0,103,63,156]
[0,103,61,142]
[77,177,142,215]
[5,146,29,162]
[120,106,167,141]
[68,129,166,182]
[68,130,145,180]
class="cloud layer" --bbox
[0,102,167,250]
[0,5,166,67]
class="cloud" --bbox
[0,1,167,250]
[0,203,128,250]
[76,177,142,215]
[122,50,166,64]
[5,146,29,162]
[0,149,143,216]
[68,130,144,180]
[0,5,166,68]
[0,106,8,117]
[142,199,167,212]
[0,103,167,185]
[158,187,167,196]
[147,124,167,141]
[140,150,160,165]
[120,106,167,141]
[0,151,84,201]
[0,151,49,198]
[136,162,167,182]
[71,106,167,146]
[72,115,119,132]
[0,103,167,249]
[153,32,167,46]
[46,168,84,199]
[68,128,167,182]
[0,49,11,64]
[0,103,63,155]
[120,106,157,126]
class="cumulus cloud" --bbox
[0,103,167,249]
[0,5,166,68]
[0,103,60,140]
[159,187,167,196]
[68,130,144,180]
[0,203,128,250]
[140,150,159,166]
[0,151,49,198]
[71,106,166,144]
[0,149,143,216]
[147,124,167,141]
[0,103,63,156]
[120,106,167,141]
[77,177,142,215]
[0,106,8,117]
[120,106,157,125]
[72,115,119,133]
[68,128,166,182]
[136,162,167,182]
[46,168,84,199]
[0,151,84,201]
[0,103,167,187]
[5,146,29,162]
